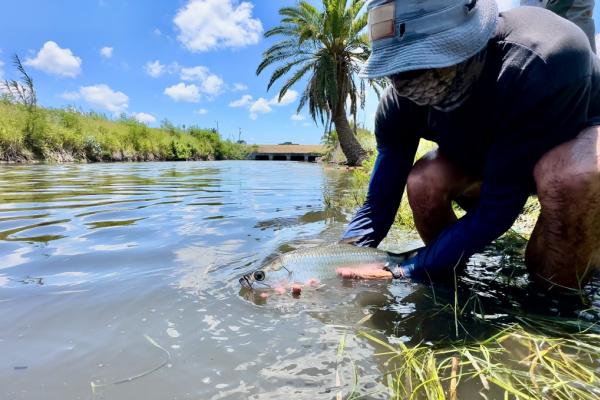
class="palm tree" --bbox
[257,0,383,166]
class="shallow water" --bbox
[0,161,598,400]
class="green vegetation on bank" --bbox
[0,100,251,163]
[0,55,251,163]
[324,132,443,230]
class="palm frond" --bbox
[279,63,314,103]
[267,58,312,91]
[257,0,373,164]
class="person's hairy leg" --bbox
[526,126,600,289]
[407,149,478,244]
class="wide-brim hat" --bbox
[360,0,499,79]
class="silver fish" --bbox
[239,243,419,291]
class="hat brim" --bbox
[359,0,499,79]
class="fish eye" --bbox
[253,270,265,281]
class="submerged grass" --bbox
[325,132,595,400]
[360,323,600,400]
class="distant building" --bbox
[249,144,325,162]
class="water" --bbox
[0,161,598,400]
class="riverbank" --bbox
[0,100,251,163]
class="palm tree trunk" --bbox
[332,104,367,166]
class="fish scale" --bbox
[240,244,418,290]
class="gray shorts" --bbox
[520,0,596,52]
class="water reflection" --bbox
[0,161,597,400]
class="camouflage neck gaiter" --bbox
[389,49,487,112]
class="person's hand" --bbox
[336,256,417,280]
[336,263,393,280]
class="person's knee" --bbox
[407,152,453,208]
[534,146,600,205]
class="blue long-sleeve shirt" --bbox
[342,7,600,277]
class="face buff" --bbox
[389,49,487,111]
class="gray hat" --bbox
[360,0,499,78]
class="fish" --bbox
[239,243,420,292]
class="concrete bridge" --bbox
[249,144,325,162]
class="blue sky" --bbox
[0,0,598,144]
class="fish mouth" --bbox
[239,276,253,289]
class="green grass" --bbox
[325,137,441,230]
[0,99,251,163]
[360,323,600,400]
[324,131,592,400]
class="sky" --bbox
[0,0,598,144]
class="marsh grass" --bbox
[325,138,438,229]
[341,250,600,399]
[0,101,250,163]
[359,323,600,400]
[326,132,597,400]
[329,229,599,399]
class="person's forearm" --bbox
[409,184,530,278]
[342,147,416,247]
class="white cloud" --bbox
[249,98,272,120]
[131,112,156,124]
[80,84,128,113]
[271,90,298,106]
[153,28,162,36]
[145,60,165,78]
[291,113,305,121]
[180,65,224,95]
[147,62,225,96]
[174,0,263,52]
[229,94,253,107]
[0,60,4,80]
[596,34,599,54]
[233,83,247,91]
[201,74,224,95]
[195,108,208,115]
[180,65,209,81]
[100,46,113,59]
[164,82,200,102]
[25,41,82,78]
[60,91,81,101]
[229,90,299,119]
[145,60,181,78]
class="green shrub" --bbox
[0,101,251,162]
[84,136,102,162]
[23,108,49,159]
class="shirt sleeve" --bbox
[410,55,593,278]
[341,88,421,247]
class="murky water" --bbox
[0,161,598,400]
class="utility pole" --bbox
[215,120,219,133]
[238,128,242,143]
